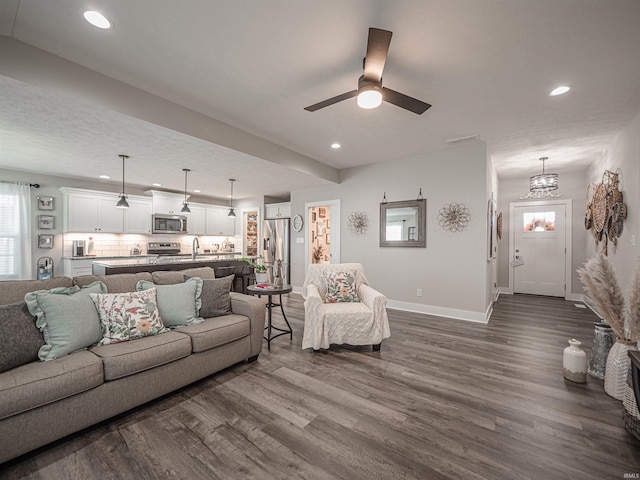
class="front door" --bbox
[513,203,566,297]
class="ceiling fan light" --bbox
[357,89,382,109]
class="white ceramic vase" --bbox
[255,271,269,284]
[604,340,637,400]
[563,339,587,383]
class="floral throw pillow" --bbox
[90,288,167,345]
[323,271,360,303]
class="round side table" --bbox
[246,284,293,350]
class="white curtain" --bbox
[0,182,32,280]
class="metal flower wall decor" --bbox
[438,203,471,232]
[347,211,369,235]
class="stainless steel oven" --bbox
[152,214,187,234]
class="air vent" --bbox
[446,135,478,144]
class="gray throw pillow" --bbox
[0,302,45,372]
[24,281,107,361]
[136,277,204,327]
[188,274,234,318]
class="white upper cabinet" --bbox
[186,204,207,235]
[61,188,124,233]
[205,206,235,236]
[124,196,153,234]
[265,202,291,219]
[149,191,188,215]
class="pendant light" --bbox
[227,178,236,217]
[181,169,191,213]
[529,157,559,192]
[116,154,130,209]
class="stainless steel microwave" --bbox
[152,214,187,234]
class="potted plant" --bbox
[240,255,269,283]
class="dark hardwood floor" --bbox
[2,293,639,479]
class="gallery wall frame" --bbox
[38,215,55,229]
[37,196,54,211]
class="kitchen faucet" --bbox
[192,237,200,260]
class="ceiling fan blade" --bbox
[363,28,392,83]
[382,87,431,115]
[304,90,358,112]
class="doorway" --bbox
[509,200,572,298]
[305,200,341,271]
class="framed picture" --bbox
[316,221,326,235]
[317,236,323,245]
[37,196,54,211]
[318,207,326,218]
[325,233,330,244]
[38,215,55,229]
[312,211,317,222]
[38,234,54,249]
[326,219,330,229]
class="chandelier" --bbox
[529,157,558,192]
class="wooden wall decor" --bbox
[585,170,627,255]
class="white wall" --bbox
[586,111,640,291]
[291,141,491,322]
[496,168,589,296]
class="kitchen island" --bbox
[91,256,247,276]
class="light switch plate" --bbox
[296,237,304,243]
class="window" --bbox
[0,183,31,280]
[523,212,556,232]
[386,224,403,241]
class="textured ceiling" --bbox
[1,0,640,197]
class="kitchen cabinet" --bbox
[265,202,291,219]
[186,204,207,235]
[61,188,124,233]
[150,191,188,215]
[206,206,235,236]
[124,196,153,234]
[62,259,95,277]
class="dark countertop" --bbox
[65,252,240,261]
[91,256,249,276]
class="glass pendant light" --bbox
[181,168,191,213]
[228,179,236,217]
[116,154,130,209]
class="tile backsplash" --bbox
[63,233,240,258]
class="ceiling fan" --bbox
[304,27,431,115]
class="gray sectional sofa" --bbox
[0,267,265,464]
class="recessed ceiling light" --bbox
[152,183,162,187]
[98,175,110,179]
[549,86,571,96]
[83,11,111,29]
[331,143,341,149]
[193,189,201,193]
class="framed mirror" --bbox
[380,199,426,247]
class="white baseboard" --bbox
[498,287,512,296]
[386,300,489,324]
[566,293,585,302]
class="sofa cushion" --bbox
[90,289,168,345]
[73,272,153,293]
[0,277,73,306]
[0,302,45,373]
[152,266,215,285]
[25,281,107,361]
[175,314,250,353]
[90,331,191,381]
[0,350,103,420]
[136,278,204,327]
[187,274,233,318]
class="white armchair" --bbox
[302,263,391,351]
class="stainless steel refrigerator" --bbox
[263,218,290,285]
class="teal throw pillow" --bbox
[25,281,107,361]
[136,277,204,327]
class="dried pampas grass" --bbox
[578,254,627,340]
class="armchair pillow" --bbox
[25,281,107,361]
[90,288,167,345]
[0,302,45,372]
[136,277,204,327]
[323,271,360,303]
